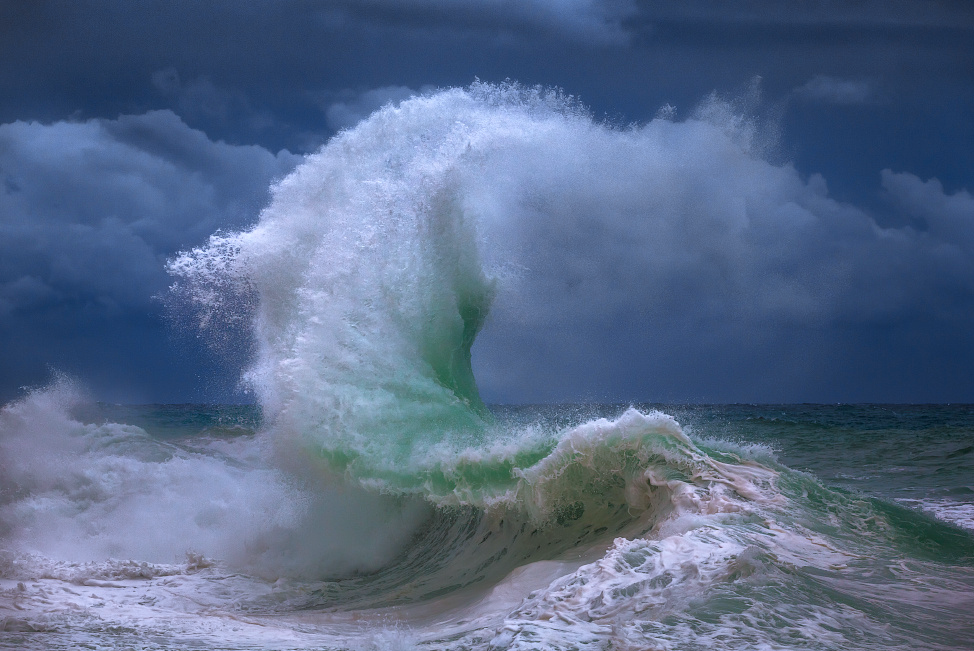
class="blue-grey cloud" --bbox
[322,0,636,43]
[151,69,274,132]
[0,111,300,400]
[629,0,974,29]
[466,95,974,403]
[794,75,874,105]
[882,169,974,251]
[319,85,438,132]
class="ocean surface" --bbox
[3,83,973,649]
[1,399,972,650]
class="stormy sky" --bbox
[1,0,973,404]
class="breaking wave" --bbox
[2,83,972,650]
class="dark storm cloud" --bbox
[0,111,299,401]
[328,0,636,42]
[318,85,438,132]
[881,170,974,250]
[4,1,969,132]
[793,76,874,105]
[150,68,277,136]
[2,1,971,177]
[468,96,974,404]
[628,0,974,28]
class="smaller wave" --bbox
[896,497,974,531]
[0,380,304,571]
[294,408,781,517]
[0,552,212,584]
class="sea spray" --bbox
[0,378,299,566]
[0,379,435,580]
[168,83,588,484]
[167,80,791,492]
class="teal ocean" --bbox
[1,399,971,650]
[2,84,972,649]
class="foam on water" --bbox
[897,498,974,531]
[0,379,436,581]
[0,379,287,564]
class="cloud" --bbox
[0,111,300,399]
[0,113,298,304]
[2,0,972,170]
[151,68,277,136]
[472,144,974,398]
[0,276,59,318]
[794,75,873,105]
[320,85,437,132]
[435,90,974,401]
[331,0,637,43]
[326,0,974,43]
[631,1,974,29]
[882,169,974,252]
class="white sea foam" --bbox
[897,498,974,531]
[0,380,433,581]
[0,379,292,566]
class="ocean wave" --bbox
[3,82,973,649]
